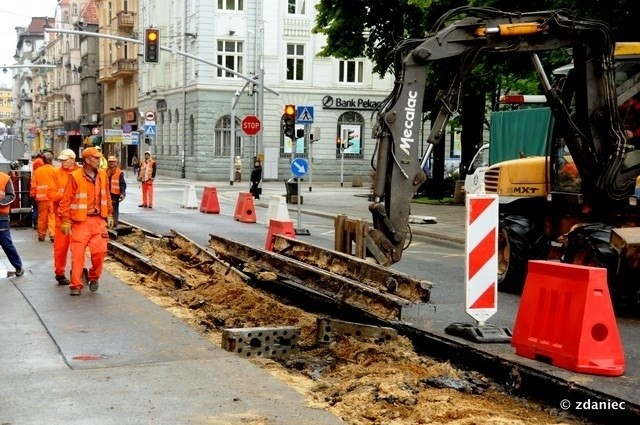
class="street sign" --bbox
[241,115,262,136]
[144,110,156,122]
[296,106,314,124]
[291,158,308,177]
[144,124,156,136]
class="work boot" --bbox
[89,280,99,292]
[15,268,24,277]
[70,288,81,296]
[55,275,70,285]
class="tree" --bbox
[313,0,635,194]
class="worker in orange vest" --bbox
[106,155,127,227]
[30,152,57,242]
[30,152,45,229]
[47,149,79,286]
[138,151,156,208]
[59,147,114,296]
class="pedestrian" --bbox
[58,147,114,296]
[131,154,140,176]
[250,159,262,200]
[138,150,156,208]
[107,155,127,227]
[48,149,80,285]
[30,152,56,242]
[0,170,25,277]
[234,156,242,182]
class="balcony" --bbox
[117,11,135,29]
[97,68,117,84]
[112,58,138,77]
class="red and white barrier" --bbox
[465,194,499,324]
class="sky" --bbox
[0,1,58,88]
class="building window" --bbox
[217,0,243,11]
[286,44,304,81]
[214,115,242,157]
[339,60,364,84]
[217,40,244,78]
[287,0,306,14]
[336,112,364,159]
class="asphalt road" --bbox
[119,175,640,420]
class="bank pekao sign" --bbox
[322,95,383,111]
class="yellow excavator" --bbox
[368,7,640,312]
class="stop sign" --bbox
[241,115,262,136]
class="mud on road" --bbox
[105,230,582,424]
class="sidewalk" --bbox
[0,227,342,424]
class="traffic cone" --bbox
[234,192,256,223]
[265,195,290,227]
[199,186,220,214]
[265,218,295,250]
[511,261,624,376]
[180,184,199,209]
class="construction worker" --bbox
[59,147,114,296]
[30,152,44,229]
[106,155,127,227]
[48,149,79,285]
[30,152,56,242]
[138,151,156,208]
[96,146,108,170]
[0,171,25,277]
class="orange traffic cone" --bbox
[512,261,624,376]
[200,186,220,214]
[234,192,256,223]
[265,218,295,250]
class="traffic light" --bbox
[144,28,160,64]
[283,104,296,138]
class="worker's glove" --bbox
[107,216,115,229]
[60,221,71,235]
[119,194,126,202]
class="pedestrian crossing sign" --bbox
[144,124,156,136]
[296,106,314,124]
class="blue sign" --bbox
[291,158,308,177]
[144,124,156,136]
[296,106,314,124]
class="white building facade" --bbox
[136,0,394,182]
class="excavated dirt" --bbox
[105,230,583,425]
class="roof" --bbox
[80,0,99,25]
[26,17,53,34]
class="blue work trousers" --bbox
[0,220,23,269]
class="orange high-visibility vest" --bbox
[0,172,11,215]
[108,168,123,195]
[140,159,155,182]
[31,164,56,201]
[67,168,111,221]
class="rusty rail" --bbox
[208,233,414,321]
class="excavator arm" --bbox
[368,8,628,265]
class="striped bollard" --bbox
[444,194,512,343]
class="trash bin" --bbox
[285,178,302,204]
[352,174,363,187]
